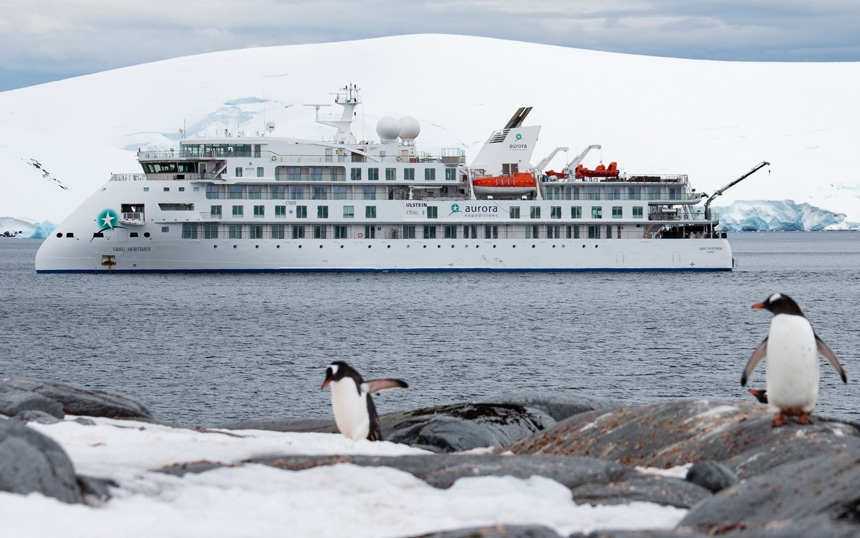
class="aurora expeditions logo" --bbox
[98,209,119,231]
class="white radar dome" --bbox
[399,116,421,140]
[376,116,401,141]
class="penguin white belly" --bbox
[330,380,370,440]
[765,314,819,414]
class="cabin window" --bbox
[290,186,304,200]
[251,225,263,239]
[647,187,661,200]
[161,227,169,233]
[424,168,436,181]
[204,224,218,239]
[343,206,354,218]
[235,167,243,178]
[211,205,222,217]
[444,225,457,238]
[363,225,376,239]
[333,186,347,200]
[292,225,305,239]
[423,226,436,239]
[205,185,220,199]
[275,206,286,218]
[254,205,265,218]
[608,187,621,200]
[668,187,681,199]
[248,186,262,199]
[310,167,323,181]
[588,226,601,239]
[572,186,580,200]
[571,206,582,219]
[363,186,376,200]
[530,206,541,219]
[550,206,561,219]
[351,168,362,181]
[546,225,560,238]
[591,206,602,219]
[257,167,264,178]
[296,206,307,218]
[271,185,285,199]
[612,206,623,219]
[313,225,326,239]
[229,225,242,239]
[365,206,377,218]
[572,225,580,239]
[317,206,329,218]
[463,225,477,238]
[404,168,415,181]
[232,205,243,218]
[427,206,438,219]
[628,187,641,200]
[526,225,539,239]
[313,186,328,200]
[485,225,498,239]
[334,225,347,239]
[368,168,379,181]
[445,168,457,181]
[587,186,600,200]
[402,225,416,239]
[229,186,242,199]
[330,168,339,181]
[271,225,285,239]
[633,206,644,219]
[606,225,613,238]
[287,167,301,181]
[385,168,397,181]
[510,206,520,219]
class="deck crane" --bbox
[566,144,602,172]
[704,161,770,221]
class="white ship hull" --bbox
[34,85,735,274]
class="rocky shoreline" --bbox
[2,377,859,537]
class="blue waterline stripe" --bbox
[36,267,732,274]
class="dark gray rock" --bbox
[0,384,65,418]
[413,525,561,538]
[1,378,151,419]
[678,449,860,534]
[215,417,336,433]
[506,400,860,478]
[475,391,624,422]
[76,475,117,502]
[685,461,738,493]
[384,403,555,452]
[13,409,63,425]
[237,454,709,509]
[0,419,82,503]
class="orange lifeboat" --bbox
[472,172,537,196]
[575,161,619,179]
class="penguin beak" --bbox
[321,376,333,390]
[752,302,765,310]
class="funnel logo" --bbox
[515,133,522,141]
[449,203,460,216]
[97,209,120,231]
[509,132,527,150]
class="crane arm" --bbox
[704,161,770,220]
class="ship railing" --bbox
[543,174,689,184]
[110,173,147,182]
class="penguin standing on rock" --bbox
[741,292,847,427]
[321,361,408,441]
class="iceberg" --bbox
[714,200,852,232]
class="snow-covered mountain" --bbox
[715,200,850,231]
[1,35,859,232]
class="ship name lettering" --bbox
[509,143,528,149]
[465,206,498,213]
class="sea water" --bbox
[2,232,859,426]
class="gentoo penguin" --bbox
[741,292,847,427]
[321,361,408,441]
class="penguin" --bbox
[748,389,768,404]
[321,361,408,441]
[741,292,847,427]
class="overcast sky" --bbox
[2,0,859,91]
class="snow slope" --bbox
[1,34,858,226]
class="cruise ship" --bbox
[35,84,733,273]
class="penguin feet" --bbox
[772,413,787,427]
[796,413,814,425]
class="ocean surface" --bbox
[2,232,860,427]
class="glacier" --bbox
[713,200,854,231]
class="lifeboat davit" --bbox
[472,172,537,196]
[575,161,619,179]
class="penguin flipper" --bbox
[742,338,768,386]
[816,334,848,383]
[363,378,409,396]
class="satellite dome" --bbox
[376,116,401,141]
[399,116,420,140]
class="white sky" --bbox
[2,1,860,90]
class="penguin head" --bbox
[321,360,362,390]
[753,293,804,317]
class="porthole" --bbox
[214,245,218,249]
[233,245,237,249]
[256,245,259,249]
[532,245,536,248]
[56,233,63,238]
[276,245,280,248]
[299,245,302,248]
[387,245,391,248]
